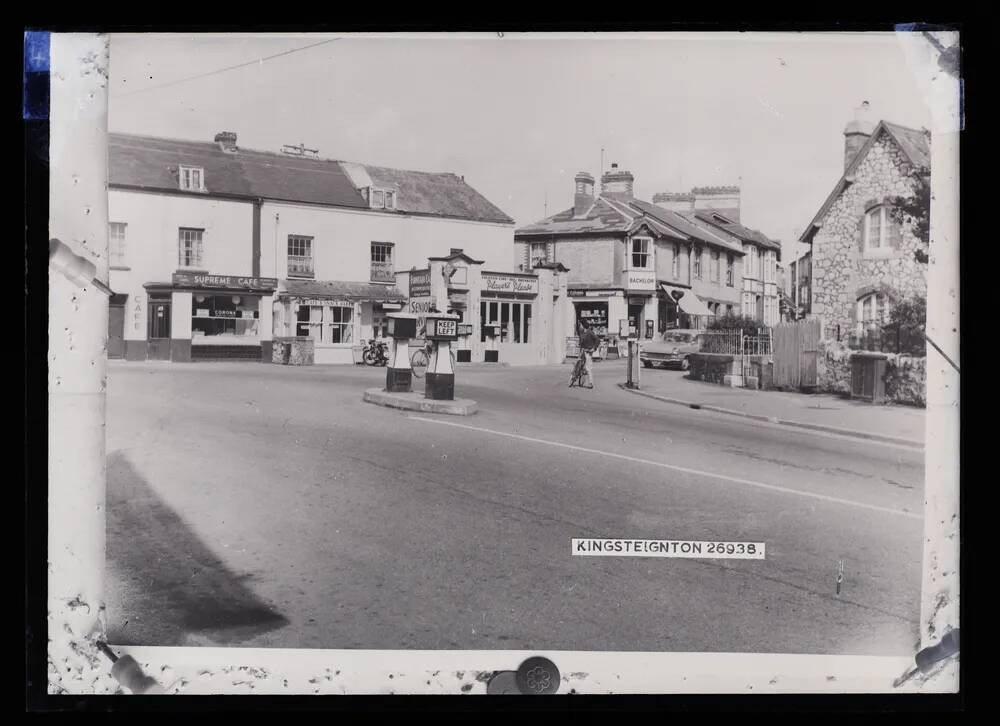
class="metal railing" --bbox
[700,329,772,356]
[370,260,395,283]
[287,255,314,277]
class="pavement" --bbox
[104,358,924,656]
[624,367,925,447]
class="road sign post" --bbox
[423,313,460,400]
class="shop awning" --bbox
[280,279,407,303]
[660,284,713,317]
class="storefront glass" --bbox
[480,299,532,344]
[192,294,259,341]
[295,303,353,344]
[574,300,609,336]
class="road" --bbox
[104,359,924,655]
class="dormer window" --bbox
[179,166,205,192]
[367,187,397,210]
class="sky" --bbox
[108,32,937,265]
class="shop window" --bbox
[287,235,314,277]
[481,300,532,344]
[109,222,127,267]
[178,228,204,268]
[575,301,609,337]
[297,304,354,344]
[631,237,651,269]
[192,295,259,340]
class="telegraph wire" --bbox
[111,37,340,100]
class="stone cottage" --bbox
[798,103,930,341]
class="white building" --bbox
[107,132,517,364]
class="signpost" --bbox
[423,313,460,400]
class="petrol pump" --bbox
[385,313,418,393]
[423,312,460,400]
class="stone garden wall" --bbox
[816,339,926,407]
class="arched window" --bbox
[856,291,892,333]
[863,205,902,253]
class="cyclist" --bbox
[574,320,598,389]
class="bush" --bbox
[706,314,768,334]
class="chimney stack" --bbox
[691,186,741,222]
[600,163,635,201]
[652,191,696,214]
[214,131,238,153]
[843,101,875,170]
[573,171,595,217]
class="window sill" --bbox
[176,267,209,274]
[110,265,131,271]
[287,272,316,280]
[862,249,894,260]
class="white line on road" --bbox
[408,416,922,521]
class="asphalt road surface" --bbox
[105,359,924,655]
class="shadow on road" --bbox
[105,451,288,646]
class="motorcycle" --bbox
[362,338,389,366]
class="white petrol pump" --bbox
[385,313,418,393]
[423,313,460,400]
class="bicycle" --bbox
[568,352,592,388]
[410,342,457,378]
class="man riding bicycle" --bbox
[572,320,598,389]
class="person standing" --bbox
[576,320,598,389]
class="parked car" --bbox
[639,329,702,370]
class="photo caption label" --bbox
[572,538,766,559]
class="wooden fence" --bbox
[771,318,822,390]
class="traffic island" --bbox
[363,388,478,416]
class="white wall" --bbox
[261,201,515,282]
[108,189,255,341]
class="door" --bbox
[147,298,172,360]
[108,300,125,359]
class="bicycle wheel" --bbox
[410,349,429,378]
[363,348,376,366]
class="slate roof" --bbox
[799,120,931,243]
[626,199,743,252]
[514,197,634,236]
[108,133,514,224]
[692,210,782,253]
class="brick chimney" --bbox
[843,102,875,170]
[214,131,238,153]
[600,163,634,201]
[573,171,595,217]
[652,191,695,214]
[691,186,741,222]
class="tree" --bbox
[887,165,931,264]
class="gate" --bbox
[772,318,821,390]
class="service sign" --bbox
[409,269,432,298]
[427,318,458,340]
[625,270,657,291]
[172,273,278,291]
[482,273,538,295]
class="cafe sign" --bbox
[625,269,656,291]
[482,272,538,295]
[173,273,278,291]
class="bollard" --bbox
[423,314,459,400]
[626,339,641,389]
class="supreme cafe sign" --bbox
[172,273,278,291]
[482,272,538,295]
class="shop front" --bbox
[274,279,407,365]
[479,271,539,365]
[659,282,714,330]
[137,273,278,362]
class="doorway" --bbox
[627,304,643,338]
[147,297,172,360]
[108,294,126,359]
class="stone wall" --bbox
[272,336,315,366]
[816,339,926,406]
[810,132,928,338]
[688,353,737,384]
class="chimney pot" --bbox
[214,131,238,152]
[843,102,875,170]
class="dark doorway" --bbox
[108,294,127,359]
[147,297,172,360]
[627,304,643,338]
